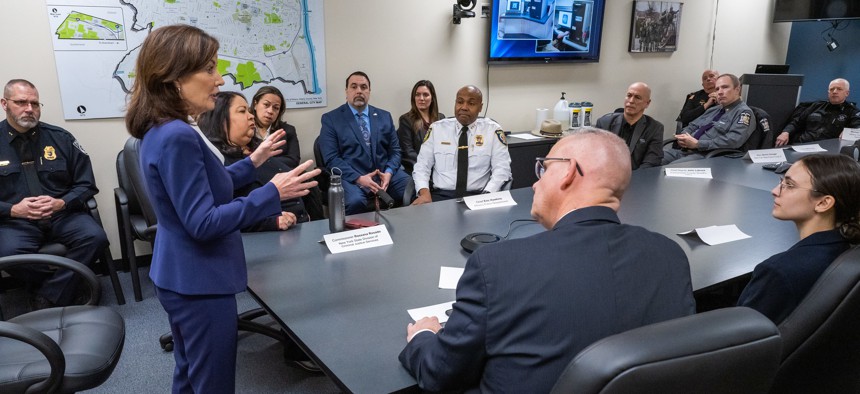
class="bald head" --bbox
[623,82,651,121]
[531,128,631,229]
[454,85,483,126]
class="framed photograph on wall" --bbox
[629,1,683,53]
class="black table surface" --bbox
[244,161,802,392]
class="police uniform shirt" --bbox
[412,117,512,193]
[784,101,860,143]
[677,89,711,127]
[680,100,755,152]
[0,120,98,217]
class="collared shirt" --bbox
[679,99,755,151]
[413,117,512,193]
[0,120,98,217]
[618,118,637,146]
[348,104,371,136]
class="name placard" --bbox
[791,144,826,153]
[323,225,393,254]
[744,148,787,163]
[463,190,517,210]
[664,168,713,179]
[841,127,860,142]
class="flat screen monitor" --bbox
[507,0,522,13]
[755,64,790,74]
[773,0,860,22]
[558,10,573,29]
[490,0,606,64]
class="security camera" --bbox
[453,0,477,24]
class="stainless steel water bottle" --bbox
[328,168,345,232]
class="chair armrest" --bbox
[705,148,743,158]
[0,255,100,305]
[85,197,105,227]
[662,138,675,147]
[0,321,65,394]
[114,187,129,207]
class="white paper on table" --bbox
[664,168,713,179]
[463,190,517,210]
[790,144,827,152]
[510,132,543,140]
[408,301,455,323]
[322,225,393,254]
[743,148,787,163]
[439,266,465,289]
[841,127,860,141]
[678,224,751,246]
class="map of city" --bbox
[45,0,326,120]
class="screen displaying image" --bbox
[490,0,605,63]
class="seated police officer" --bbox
[775,78,860,146]
[411,85,511,204]
[0,79,107,309]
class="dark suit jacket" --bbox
[140,119,281,295]
[737,229,849,324]
[595,113,664,169]
[399,206,696,393]
[269,120,301,169]
[319,103,402,183]
[396,112,444,174]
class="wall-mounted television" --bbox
[489,0,606,64]
[774,0,860,22]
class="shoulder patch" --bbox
[688,94,695,100]
[738,112,751,126]
[495,129,507,146]
[73,139,88,155]
[423,126,432,144]
[759,118,770,132]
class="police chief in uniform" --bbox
[0,79,107,308]
[411,85,511,204]
[663,74,756,165]
[775,78,860,146]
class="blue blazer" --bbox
[399,206,696,393]
[139,119,281,295]
[319,103,402,183]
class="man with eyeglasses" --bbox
[411,85,511,204]
[400,129,695,393]
[0,79,107,309]
[775,78,860,146]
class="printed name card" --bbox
[744,148,787,163]
[323,225,393,254]
[463,190,517,210]
[678,224,751,246]
[664,168,713,179]
[408,301,455,324]
[842,128,860,141]
[791,144,827,153]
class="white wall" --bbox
[0,0,790,256]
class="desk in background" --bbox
[507,134,557,188]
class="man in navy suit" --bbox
[319,71,410,214]
[399,129,696,393]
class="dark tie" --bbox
[455,126,469,198]
[692,107,727,139]
[357,113,370,146]
[14,131,43,197]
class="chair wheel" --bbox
[159,333,174,352]
[162,341,174,352]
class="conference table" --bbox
[243,138,851,393]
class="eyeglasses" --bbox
[776,176,819,195]
[3,98,43,109]
[535,157,584,179]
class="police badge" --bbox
[43,146,57,160]
[475,134,484,147]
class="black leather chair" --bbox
[114,137,156,301]
[769,245,860,393]
[0,254,125,393]
[551,307,782,394]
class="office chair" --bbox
[0,254,125,393]
[114,137,155,301]
[2,197,126,306]
[769,245,860,393]
[551,307,782,394]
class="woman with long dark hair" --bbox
[125,24,319,392]
[397,80,444,174]
[738,153,860,323]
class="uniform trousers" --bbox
[156,286,239,394]
[0,211,107,304]
[342,170,411,214]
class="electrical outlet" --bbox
[481,4,490,18]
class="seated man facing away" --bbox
[775,78,860,146]
[400,129,696,393]
[0,79,108,309]
[595,82,664,169]
[677,69,720,129]
[319,71,410,214]
[663,73,755,165]
[411,85,511,204]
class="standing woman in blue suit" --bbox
[124,25,319,393]
[738,154,860,324]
